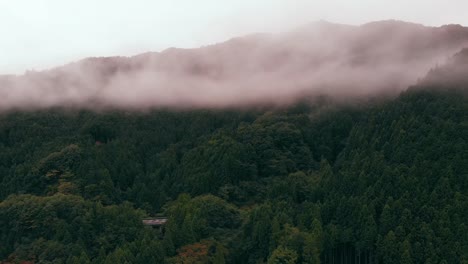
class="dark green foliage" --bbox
[0,87,467,263]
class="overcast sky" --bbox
[1,0,467,74]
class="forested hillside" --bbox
[1,44,468,264]
[0,81,466,263]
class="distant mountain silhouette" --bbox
[1,20,468,109]
[8,20,468,78]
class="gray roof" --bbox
[142,218,168,226]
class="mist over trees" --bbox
[1,57,468,263]
[0,20,468,263]
[1,20,468,110]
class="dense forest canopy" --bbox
[0,85,467,263]
[1,25,468,264]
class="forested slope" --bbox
[1,51,468,263]
[0,85,466,263]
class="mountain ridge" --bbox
[1,20,468,110]
[4,20,468,76]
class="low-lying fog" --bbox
[1,20,468,111]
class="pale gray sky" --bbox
[1,0,467,74]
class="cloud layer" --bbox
[1,20,468,111]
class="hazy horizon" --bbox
[2,0,468,74]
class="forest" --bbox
[0,84,466,263]
[1,51,468,263]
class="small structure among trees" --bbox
[142,217,168,227]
